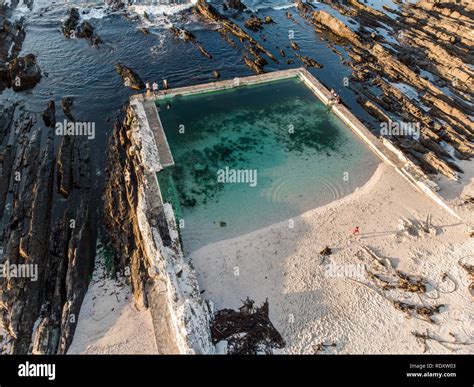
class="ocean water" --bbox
[157,78,379,254]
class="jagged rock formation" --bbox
[295,0,473,180]
[0,99,95,354]
[62,7,103,47]
[0,1,39,92]
[0,107,55,354]
[243,55,263,74]
[103,111,151,308]
[42,101,56,128]
[8,54,42,92]
[0,19,24,90]
[223,0,247,12]
[291,41,300,51]
[170,25,213,59]
[245,15,264,32]
[63,7,81,37]
[245,15,273,32]
[0,2,96,354]
[194,0,278,74]
[61,97,75,122]
[105,0,126,12]
[295,53,323,68]
[77,21,103,47]
[115,63,145,90]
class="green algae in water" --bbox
[157,78,379,254]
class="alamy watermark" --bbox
[217,167,258,187]
[55,120,95,140]
[0,261,38,281]
[18,362,55,381]
[380,121,420,140]
[325,263,365,280]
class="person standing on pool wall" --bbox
[145,81,151,97]
[152,81,159,96]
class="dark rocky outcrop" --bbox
[170,25,213,59]
[115,63,145,90]
[63,7,81,38]
[291,41,300,51]
[42,101,56,128]
[77,21,103,47]
[8,54,42,92]
[0,99,95,354]
[0,115,56,354]
[286,11,299,24]
[61,97,75,122]
[63,7,103,47]
[244,15,273,31]
[295,0,314,14]
[245,15,264,32]
[243,55,264,74]
[194,0,278,73]
[105,0,126,12]
[0,2,36,93]
[223,0,247,12]
[295,53,323,68]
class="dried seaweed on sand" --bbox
[211,298,285,354]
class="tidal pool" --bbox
[156,78,379,254]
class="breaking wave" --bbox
[241,0,296,12]
[127,0,198,27]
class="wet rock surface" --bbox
[0,1,38,92]
[63,7,103,47]
[105,0,126,12]
[295,53,323,69]
[223,0,247,12]
[194,0,278,74]
[245,15,265,32]
[8,54,42,92]
[170,25,213,59]
[115,63,145,90]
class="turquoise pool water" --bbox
[156,78,379,254]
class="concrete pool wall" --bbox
[128,68,461,353]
